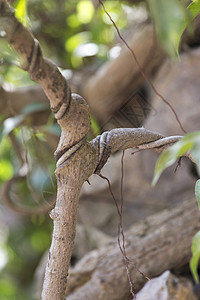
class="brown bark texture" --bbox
[66,197,200,300]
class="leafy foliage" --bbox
[153,132,200,282]
[14,0,30,27]
[153,131,200,186]
[190,231,200,283]
[148,0,200,57]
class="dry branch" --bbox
[67,197,200,300]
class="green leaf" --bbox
[148,0,200,57]
[90,115,101,136]
[191,144,200,176]
[152,148,177,186]
[65,32,91,52]
[0,159,13,181]
[188,0,200,19]
[14,0,30,27]
[153,131,200,186]
[195,179,200,209]
[148,0,187,57]
[77,0,95,24]
[190,231,200,283]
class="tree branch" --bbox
[0,2,96,299]
[0,2,190,300]
[66,197,200,300]
[92,128,164,173]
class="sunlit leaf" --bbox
[90,115,101,136]
[65,31,91,52]
[0,159,13,181]
[77,0,94,24]
[188,0,200,19]
[152,148,177,186]
[190,231,200,283]
[67,14,81,28]
[15,0,30,27]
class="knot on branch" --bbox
[54,94,91,169]
[91,128,177,175]
[92,131,112,174]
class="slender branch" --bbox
[136,136,182,150]
[42,143,96,299]
[91,128,164,173]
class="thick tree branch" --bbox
[0,2,97,299]
[66,197,200,300]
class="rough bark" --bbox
[66,197,200,300]
[136,271,197,300]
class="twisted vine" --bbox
[0,1,188,299]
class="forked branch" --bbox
[0,1,189,299]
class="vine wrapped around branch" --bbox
[0,1,188,299]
